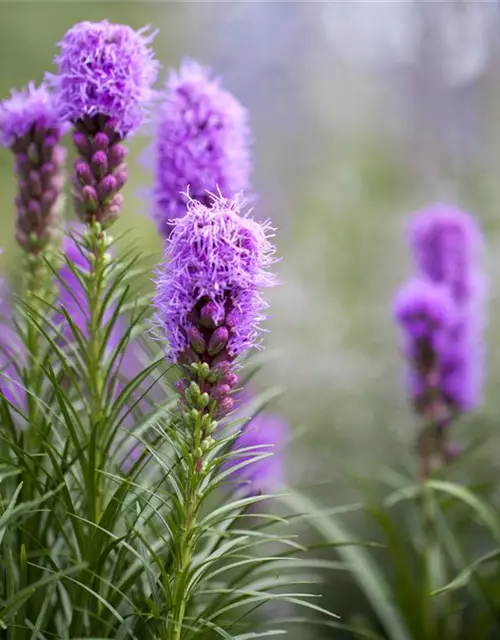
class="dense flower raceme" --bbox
[226,411,288,495]
[408,204,485,412]
[151,60,251,237]
[0,82,66,253]
[50,21,159,227]
[154,194,277,420]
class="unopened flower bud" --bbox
[215,396,234,418]
[75,159,93,185]
[73,131,92,156]
[205,420,217,435]
[108,144,128,169]
[188,325,206,354]
[93,132,109,151]
[200,301,222,329]
[42,136,57,160]
[199,392,210,409]
[28,170,42,197]
[82,185,98,211]
[114,168,128,191]
[97,175,117,202]
[28,199,42,219]
[91,150,108,178]
[207,326,229,356]
[199,362,210,378]
[186,381,201,405]
[211,383,231,401]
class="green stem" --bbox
[86,223,107,522]
[171,414,205,640]
[172,473,200,640]
[72,223,108,637]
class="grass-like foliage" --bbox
[0,223,335,638]
[289,459,500,640]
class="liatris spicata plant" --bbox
[51,20,159,227]
[394,204,485,476]
[47,23,159,496]
[0,81,65,261]
[151,60,251,237]
[154,193,279,636]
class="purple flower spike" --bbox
[0,82,66,253]
[151,60,251,237]
[154,194,277,418]
[226,412,288,496]
[51,20,159,227]
[393,278,456,415]
[51,20,159,137]
[408,203,485,412]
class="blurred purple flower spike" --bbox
[151,59,251,237]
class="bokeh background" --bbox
[2,2,500,636]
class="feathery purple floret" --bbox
[151,60,251,237]
[155,194,276,361]
[154,194,276,418]
[51,20,159,137]
[0,82,62,147]
[226,412,288,495]
[408,204,485,412]
[0,82,66,253]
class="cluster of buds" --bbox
[12,119,65,253]
[0,82,66,255]
[179,299,240,417]
[71,116,127,227]
[175,301,244,470]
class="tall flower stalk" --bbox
[51,18,158,431]
[153,194,277,637]
[49,19,158,632]
[394,204,485,477]
[0,80,66,389]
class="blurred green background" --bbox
[2,2,500,636]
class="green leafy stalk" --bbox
[169,380,217,639]
[85,221,111,522]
